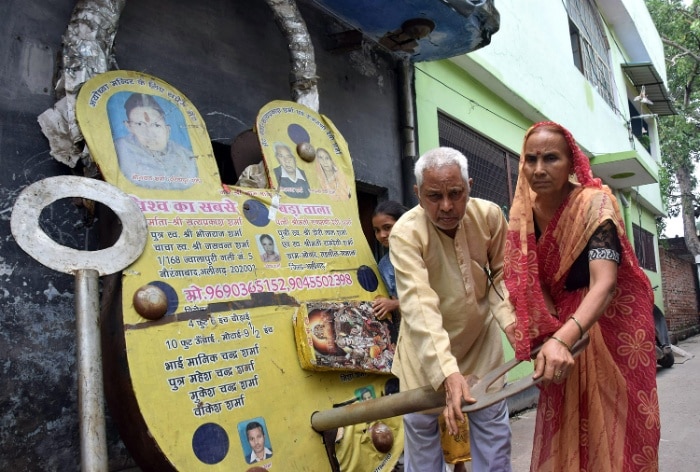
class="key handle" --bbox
[11,176,147,275]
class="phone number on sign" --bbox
[183,273,354,302]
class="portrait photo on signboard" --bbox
[271,142,310,199]
[107,91,200,190]
[314,146,352,200]
[355,385,376,402]
[238,418,273,464]
[257,233,281,263]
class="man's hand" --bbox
[442,372,476,436]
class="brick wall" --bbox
[659,245,700,341]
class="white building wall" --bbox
[449,0,666,213]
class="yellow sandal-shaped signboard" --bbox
[76,71,402,471]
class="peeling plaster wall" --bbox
[0,0,401,470]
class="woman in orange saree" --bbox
[504,121,659,471]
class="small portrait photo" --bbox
[272,142,310,199]
[257,233,281,263]
[314,146,352,200]
[239,418,273,464]
[107,91,200,190]
[355,385,376,402]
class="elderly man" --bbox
[272,142,310,198]
[390,147,516,471]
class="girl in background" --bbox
[371,200,408,321]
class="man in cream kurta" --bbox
[390,147,516,472]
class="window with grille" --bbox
[567,0,616,111]
[438,113,519,214]
[632,223,657,272]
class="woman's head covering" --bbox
[524,122,600,188]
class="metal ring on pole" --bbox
[10,175,148,275]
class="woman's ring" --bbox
[554,370,563,380]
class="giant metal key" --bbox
[11,176,147,472]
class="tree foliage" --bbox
[645,0,700,252]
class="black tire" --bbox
[658,351,674,369]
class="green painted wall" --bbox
[414,61,529,155]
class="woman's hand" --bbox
[372,296,399,320]
[533,337,575,384]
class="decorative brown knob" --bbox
[297,142,316,162]
[133,284,168,320]
[370,421,393,453]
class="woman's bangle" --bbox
[549,335,572,352]
[569,316,584,339]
